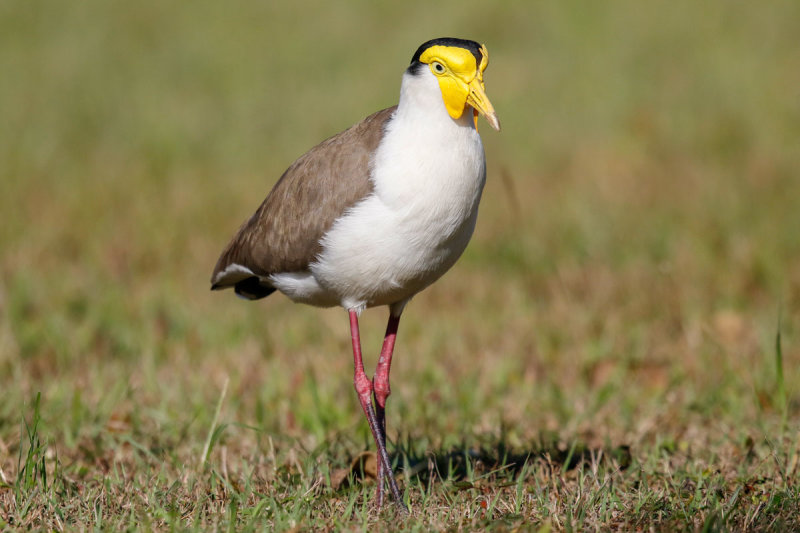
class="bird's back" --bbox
[210,107,397,298]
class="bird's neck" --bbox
[395,71,475,135]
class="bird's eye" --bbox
[431,61,446,74]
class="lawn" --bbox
[1,1,799,530]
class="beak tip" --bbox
[487,113,501,132]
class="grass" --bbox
[1,0,799,530]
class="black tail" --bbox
[209,276,276,300]
[234,277,276,300]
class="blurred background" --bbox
[1,0,799,501]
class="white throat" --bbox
[372,69,485,209]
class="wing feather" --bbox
[211,106,397,295]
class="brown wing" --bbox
[211,106,397,296]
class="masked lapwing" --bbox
[211,37,499,513]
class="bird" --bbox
[210,37,499,513]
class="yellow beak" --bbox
[466,77,501,132]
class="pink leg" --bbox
[372,313,400,507]
[348,310,407,514]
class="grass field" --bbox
[2,0,800,530]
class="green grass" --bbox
[1,0,800,530]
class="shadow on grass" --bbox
[333,431,632,492]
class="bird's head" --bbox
[409,38,500,132]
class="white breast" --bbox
[272,69,487,312]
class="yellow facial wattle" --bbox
[419,43,500,131]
